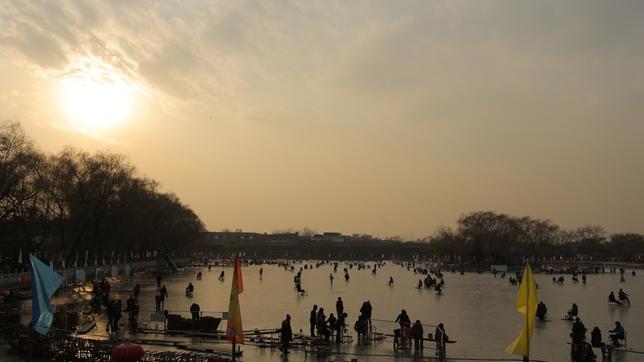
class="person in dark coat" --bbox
[609,321,625,346]
[395,309,411,330]
[317,313,330,341]
[435,323,448,356]
[280,314,293,354]
[609,292,622,305]
[591,327,602,347]
[327,313,337,338]
[190,303,200,320]
[112,299,122,332]
[106,298,115,333]
[336,312,346,343]
[126,294,139,332]
[536,301,548,321]
[360,300,373,329]
[159,285,168,309]
[395,309,411,347]
[336,297,344,318]
[354,315,368,345]
[571,318,587,344]
[410,320,424,351]
[309,305,318,337]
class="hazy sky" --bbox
[1,1,643,238]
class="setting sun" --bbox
[58,59,135,131]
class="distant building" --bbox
[312,232,345,243]
[205,231,260,240]
[202,230,303,247]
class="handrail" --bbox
[371,318,437,328]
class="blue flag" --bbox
[30,254,63,335]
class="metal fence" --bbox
[0,257,192,287]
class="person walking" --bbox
[159,285,168,309]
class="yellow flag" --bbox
[225,257,244,344]
[505,263,537,357]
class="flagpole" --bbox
[231,254,238,362]
[524,260,529,362]
[28,327,32,362]
[232,254,236,362]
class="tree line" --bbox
[3,121,640,264]
[421,211,644,264]
[200,214,644,263]
[0,122,205,260]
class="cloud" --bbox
[7,21,68,68]
[1,0,644,235]
[2,0,644,135]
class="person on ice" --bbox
[410,320,424,351]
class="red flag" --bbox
[233,257,243,293]
[225,257,244,344]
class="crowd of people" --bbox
[541,272,633,362]
[87,278,141,334]
[608,289,630,305]
[493,264,636,362]
[70,258,638,361]
[570,316,627,362]
[276,300,448,356]
[304,297,351,343]
[274,260,454,357]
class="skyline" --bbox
[1,1,643,239]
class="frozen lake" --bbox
[19,262,644,361]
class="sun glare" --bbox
[59,59,136,131]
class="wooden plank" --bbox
[176,343,243,356]
[383,334,456,343]
[76,321,96,334]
